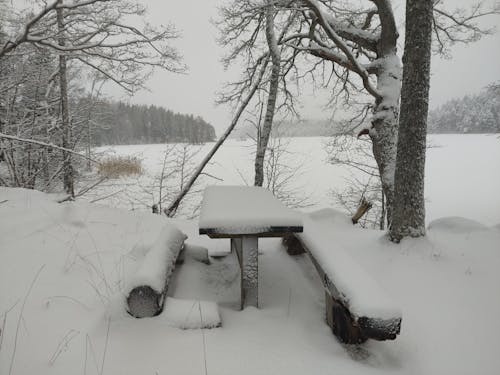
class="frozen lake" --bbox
[91,134,500,226]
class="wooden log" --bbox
[127,286,164,318]
[126,225,187,318]
[351,197,373,225]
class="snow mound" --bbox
[428,216,489,233]
[163,297,221,329]
[307,207,352,227]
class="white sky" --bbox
[103,0,500,133]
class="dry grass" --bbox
[97,156,143,178]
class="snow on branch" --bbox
[0,133,99,164]
[322,13,379,52]
[0,0,184,93]
[299,0,382,100]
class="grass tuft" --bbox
[98,156,143,178]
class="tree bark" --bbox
[57,5,74,197]
[371,1,401,228]
[254,2,280,187]
[390,0,433,242]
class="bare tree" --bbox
[56,5,74,195]
[164,59,270,217]
[327,132,386,229]
[0,0,183,193]
[281,0,401,226]
[216,0,303,189]
[279,0,498,230]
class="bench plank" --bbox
[284,232,402,343]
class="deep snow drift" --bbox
[1,187,499,375]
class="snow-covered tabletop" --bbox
[199,185,303,237]
[199,185,303,309]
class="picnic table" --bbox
[199,185,303,309]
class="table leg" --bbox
[240,236,258,309]
[231,238,243,307]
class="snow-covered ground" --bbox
[88,134,500,225]
[1,134,500,375]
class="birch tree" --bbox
[56,5,73,195]
[216,0,302,189]
[255,1,282,187]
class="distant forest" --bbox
[428,84,500,134]
[91,101,216,145]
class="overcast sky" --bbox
[105,0,500,133]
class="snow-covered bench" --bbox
[125,224,187,318]
[283,211,402,344]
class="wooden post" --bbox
[241,236,259,309]
[231,238,243,308]
[232,237,259,309]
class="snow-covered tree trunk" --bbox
[390,0,433,242]
[254,2,280,187]
[57,5,74,197]
[370,1,401,227]
[370,55,401,227]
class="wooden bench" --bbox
[283,214,402,344]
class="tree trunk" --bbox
[390,0,433,242]
[57,5,74,197]
[370,114,397,228]
[370,1,401,228]
[254,2,280,187]
[370,54,401,228]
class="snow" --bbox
[87,135,500,226]
[299,210,402,320]
[428,216,489,233]
[124,224,187,296]
[2,134,500,374]
[160,297,220,329]
[199,185,303,234]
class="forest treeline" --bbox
[428,84,500,133]
[91,101,216,145]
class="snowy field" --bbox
[89,134,500,225]
[1,134,500,375]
